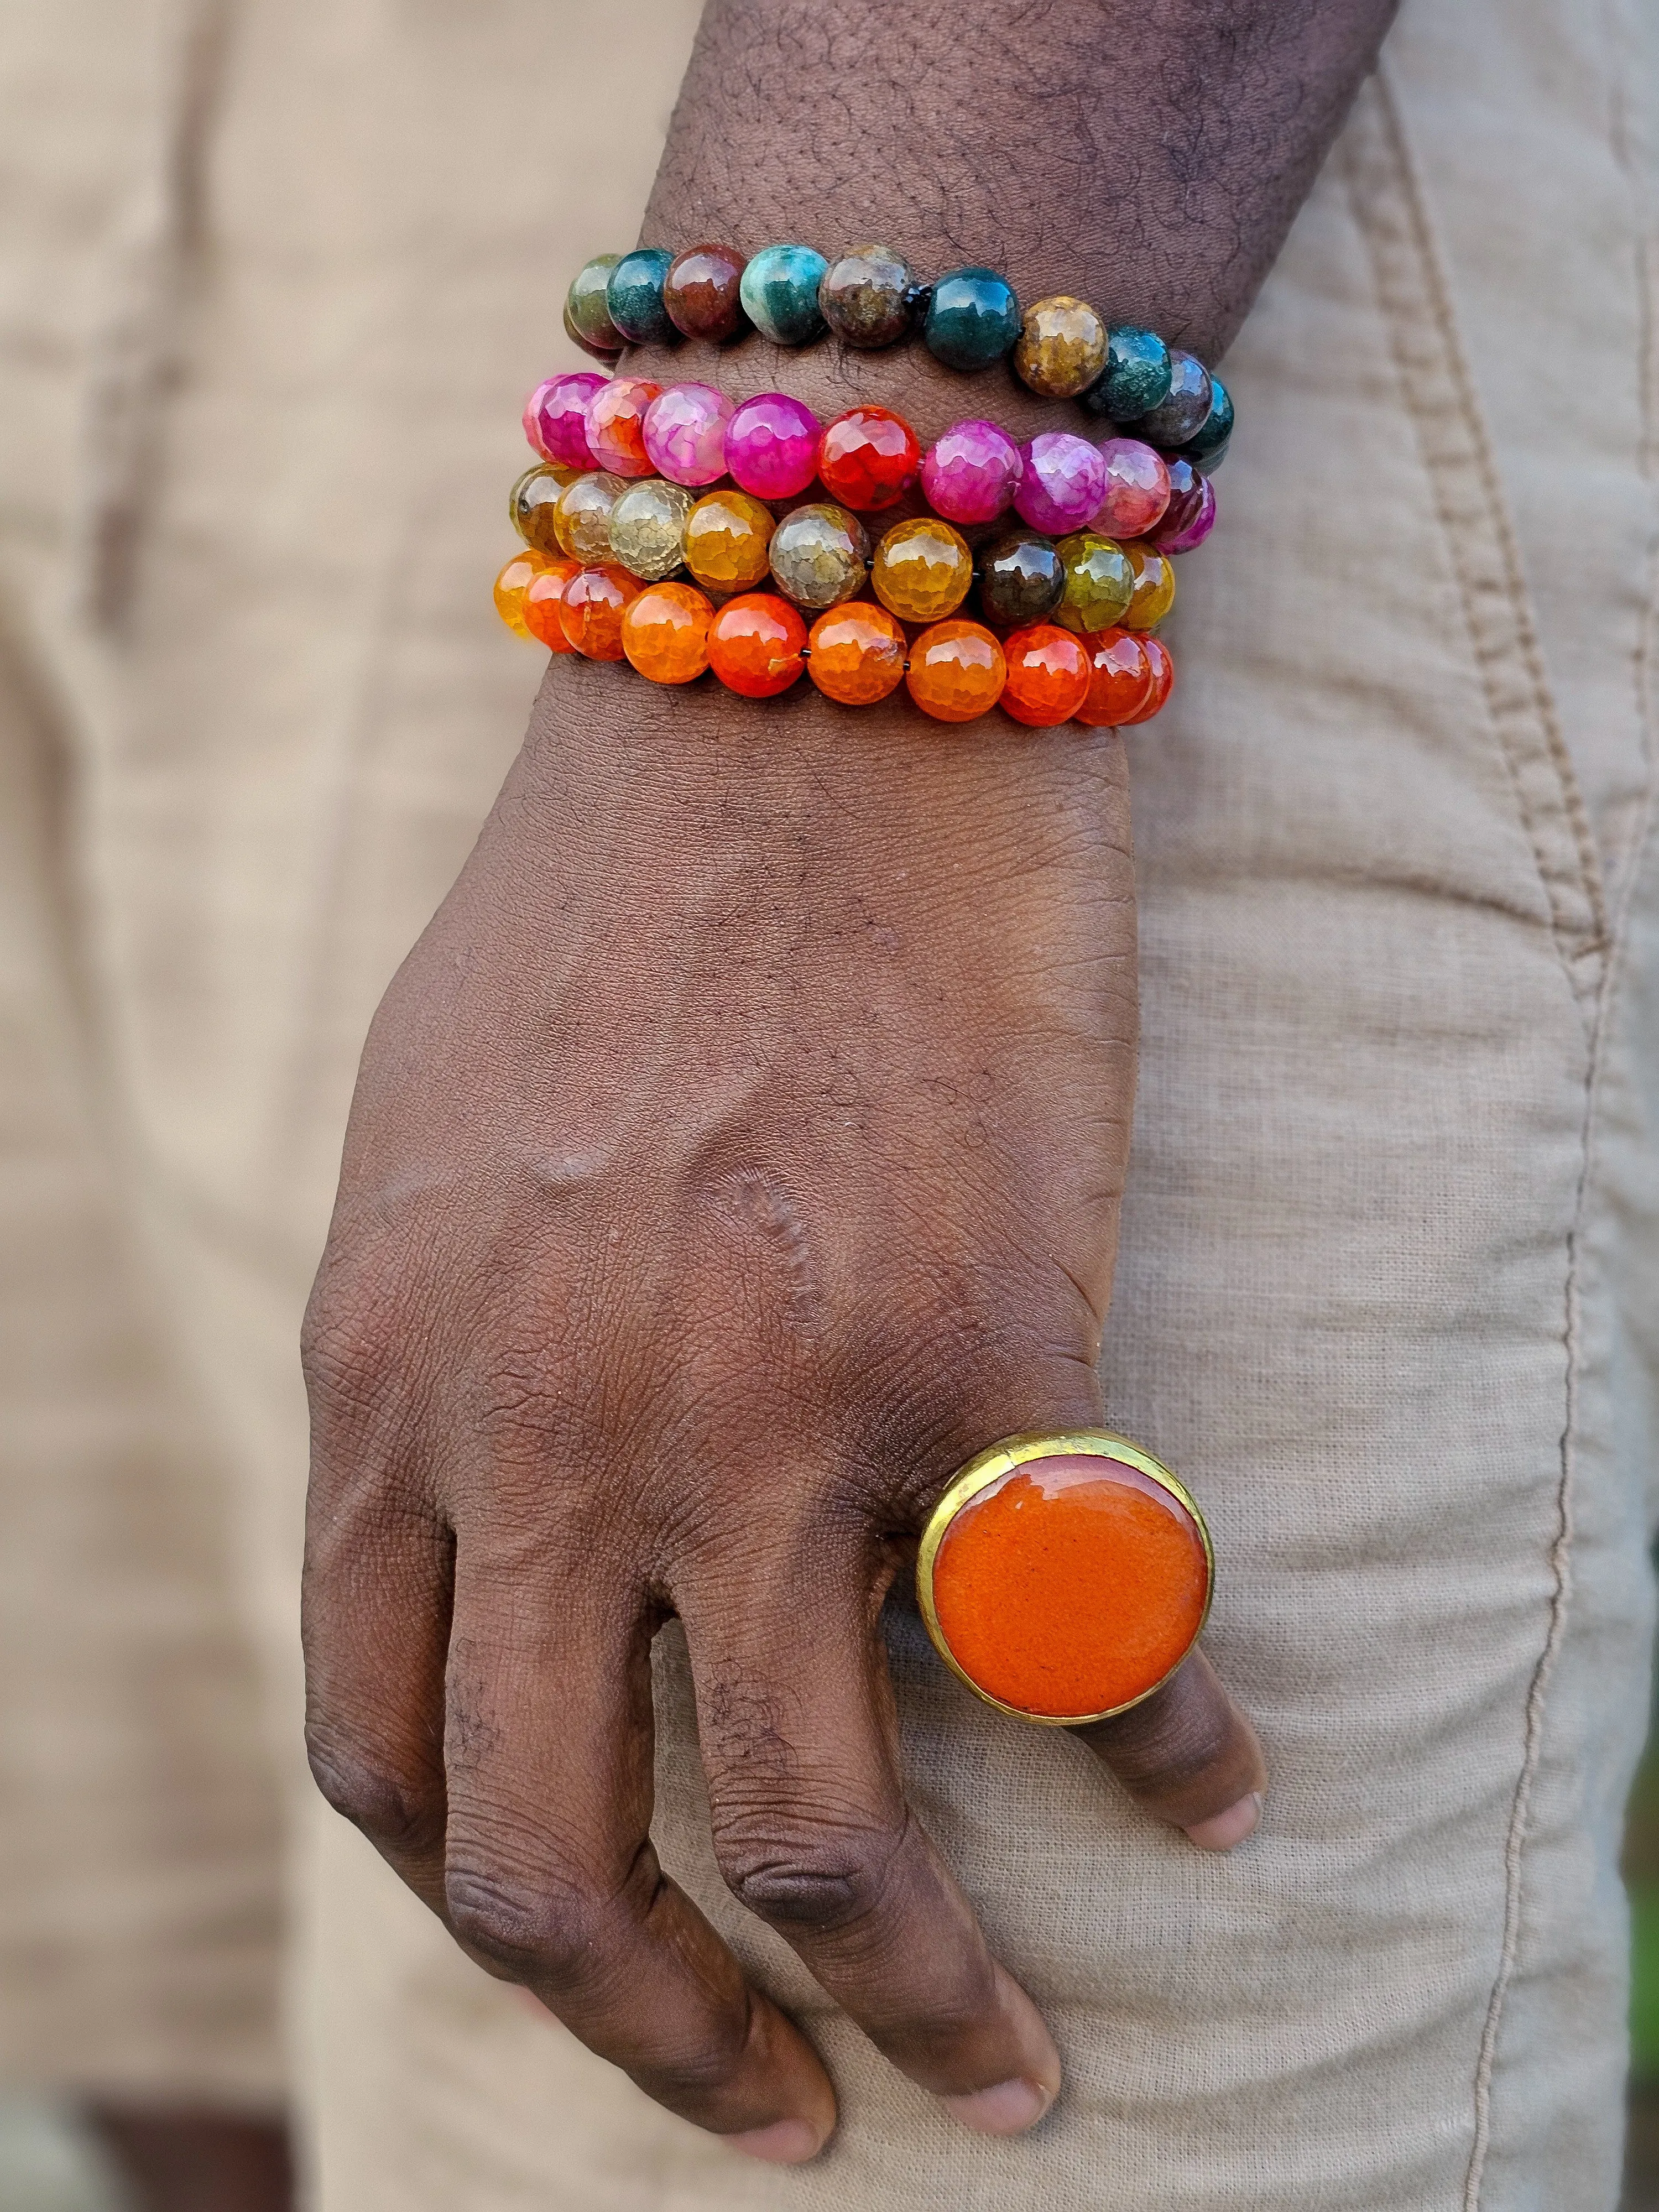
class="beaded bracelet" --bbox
[563,243,1233,466]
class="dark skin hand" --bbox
[303,0,1397,2166]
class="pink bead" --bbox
[1013,431,1107,535]
[1146,466,1217,555]
[526,371,607,468]
[724,391,822,500]
[642,382,735,488]
[920,419,1024,525]
[1092,439,1172,539]
[583,376,661,478]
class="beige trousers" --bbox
[1,0,1656,2204]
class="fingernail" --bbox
[726,2117,823,2166]
[941,2076,1053,2136]
[1183,1791,1263,1852]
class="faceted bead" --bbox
[663,244,749,342]
[1092,439,1171,540]
[565,255,626,357]
[906,620,1007,723]
[607,477,696,582]
[1073,626,1155,727]
[525,371,607,469]
[707,592,808,697]
[977,530,1065,629]
[559,563,642,660]
[552,471,629,562]
[510,463,571,555]
[1001,624,1093,726]
[1180,372,1234,462]
[1054,533,1135,633]
[521,383,582,470]
[641,383,733,487]
[1139,350,1213,448]
[521,557,582,653]
[1013,295,1109,399]
[1129,634,1176,721]
[683,488,776,597]
[1121,544,1177,630]
[584,378,661,478]
[871,517,974,623]
[1146,461,1215,554]
[768,502,870,610]
[739,243,829,345]
[818,406,921,512]
[622,580,713,684]
[1013,432,1107,535]
[606,247,676,346]
[920,419,1023,526]
[724,392,822,501]
[494,549,551,637]
[1083,326,1173,421]
[923,267,1021,372]
[807,602,907,706]
[818,244,919,349]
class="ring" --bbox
[915,1430,1214,1725]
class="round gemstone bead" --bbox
[870,517,974,623]
[607,477,696,581]
[494,548,551,637]
[1083,326,1173,421]
[1130,635,1176,721]
[641,383,733,487]
[1139,350,1213,448]
[906,620,1007,723]
[707,592,808,697]
[565,255,625,357]
[818,406,921,512]
[552,471,629,562]
[606,247,676,346]
[1181,372,1234,462]
[807,602,907,706]
[521,557,582,653]
[525,371,607,469]
[724,392,822,501]
[1014,295,1109,399]
[818,244,919,349]
[1121,544,1177,630]
[584,378,661,478]
[1001,624,1093,726]
[920,419,1022,525]
[521,387,583,472]
[1073,626,1156,727]
[1146,460,1216,554]
[1054,533,1135,633]
[510,463,570,555]
[977,530,1065,629]
[923,266,1021,372]
[559,563,642,660]
[768,502,870,610]
[622,580,713,684]
[683,488,776,596]
[1092,439,1172,540]
[1014,432,1107,535]
[663,244,748,342]
[739,243,829,345]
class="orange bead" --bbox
[1120,634,1175,724]
[905,619,1006,723]
[493,549,551,637]
[520,556,581,652]
[1001,623,1092,726]
[558,564,642,660]
[622,581,714,684]
[706,592,808,698]
[1073,625,1155,727]
[1120,542,1177,630]
[807,602,907,706]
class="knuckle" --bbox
[304,1721,442,1855]
[712,1808,899,1934]
[444,1864,599,1989]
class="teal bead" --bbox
[1083,327,1172,420]
[1181,372,1235,461]
[924,267,1021,372]
[607,248,675,345]
[740,243,830,345]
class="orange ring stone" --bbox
[930,1453,1209,1719]
[493,549,552,638]
[707,591,808,698]
[905,619,1006,723]
[520,556,581,651]
[1072,625,1155,727]
[622,580,714,684]
[807,602,907,705]
[1000,623,1092,726]
[559,564,643,660]
[1121,634,1175,723]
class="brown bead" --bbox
[663,244,749,342]
[818,244,919,349]
[1014,295,1110,399]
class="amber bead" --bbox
[1055,532,1135,633]
[818,406,921,512]
[552,471,628,562]
[818,244,919,349]
[906,620,1007,724]
[807,603,907,706]
[622,580,713,684]
[565,255,625,358]
[1073,626,1155,727]
[509,464,569,555]
[559,564,642,659]
[1139,350,1213,448]
[1001,624,1092,726]
[663,244,749,342]
[607,477,696,582]
[768,503,869,611]
[871,517,974,623]
[683,488,775,597]
[1013,295,1109,399]
[707,592,808,697]
[977,530,1064,629]
[494,549,551,637]
[521,557,582,653]
[1121,544,1177,630]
